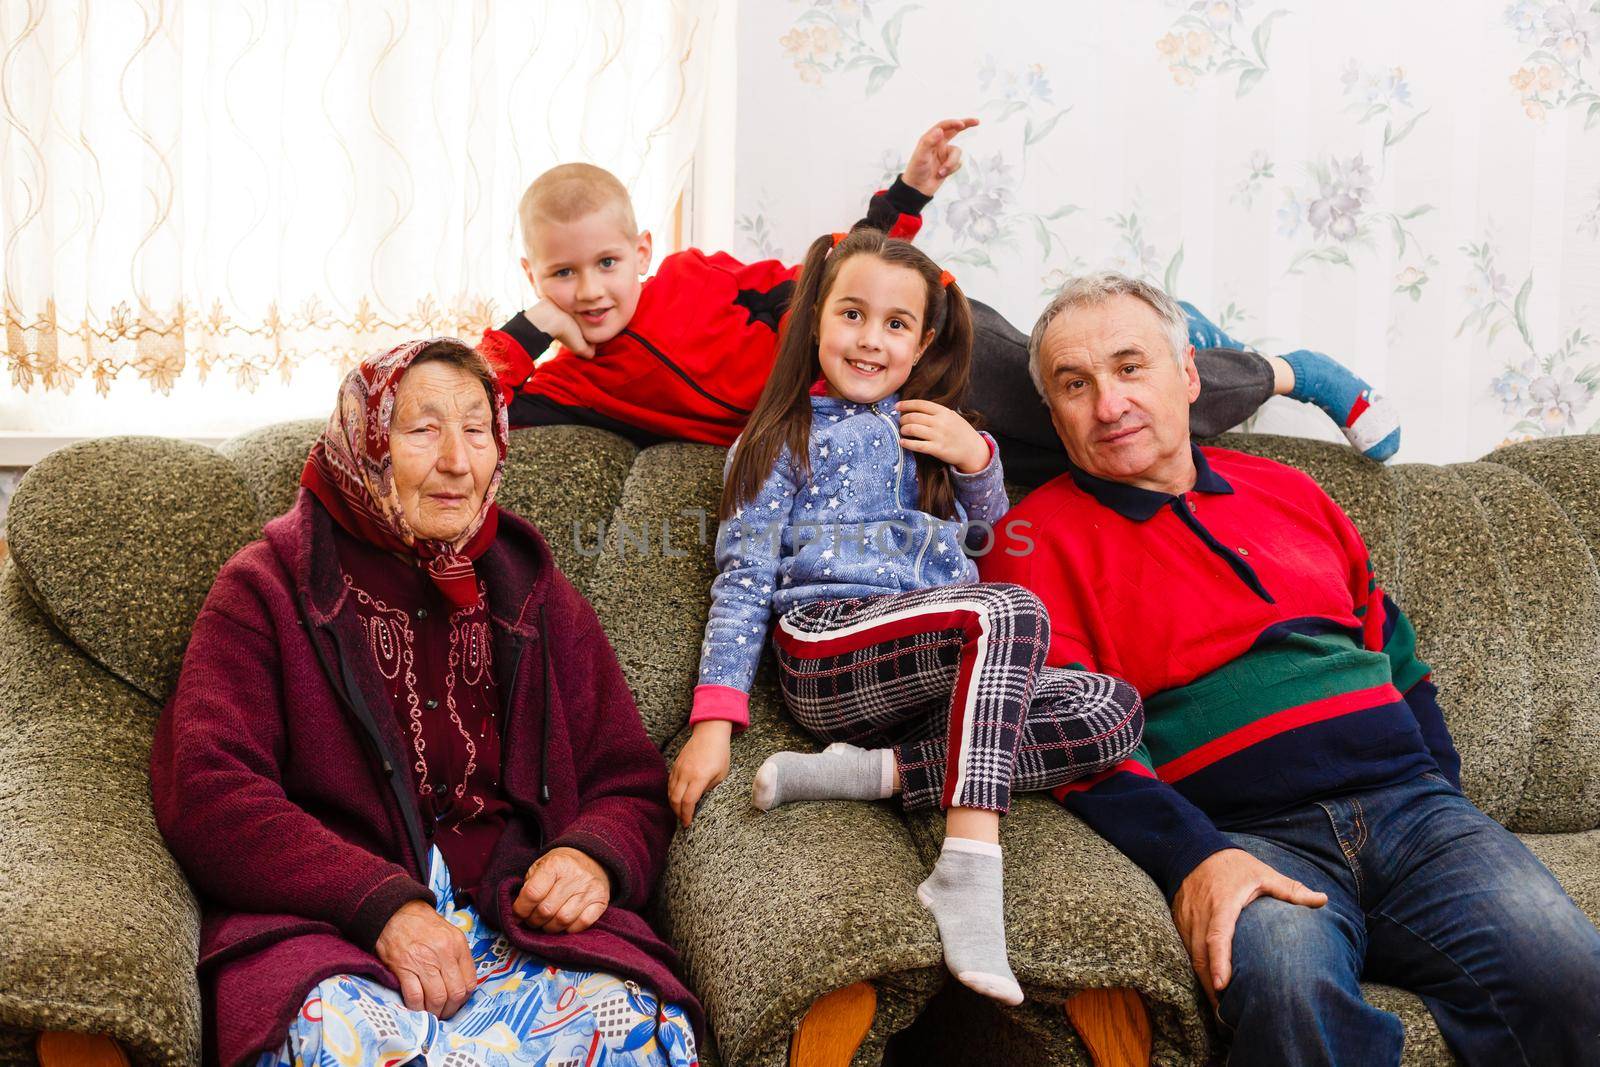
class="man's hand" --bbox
[512,846,612,933]
[897,399,989,473]
[902,118,980,197]
[1171,848,1328,1004]
[525,298,595,359]
[374,899,477,1018]
[668,720,733,828]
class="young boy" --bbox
[476,142,932,450]
[479,120,1401,484]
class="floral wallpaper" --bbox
[737,0,1600,463]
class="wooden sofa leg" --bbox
[789,981,877,1067]
[1064,988,1152,1067]
[35,1033,129,1067]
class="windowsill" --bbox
[0,431,230,467]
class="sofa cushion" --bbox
[1484,438,1600,832]
[1453,461,1600,832]
[215,418,324,523]
[220,423,637,600]
[1374,463,1534,825]
[656,682,943,1067]
[6,437,260,703]
[492,426,639,598]
[587,442,727,747]
[1357,984,1455,1066]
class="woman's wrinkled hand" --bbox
[669,720,733,828]
[513,846,612,934]
[374,899,478,1018]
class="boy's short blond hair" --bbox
[518,163,638,257]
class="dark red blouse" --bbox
[334,526,511,894]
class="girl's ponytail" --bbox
[719,232,837,519]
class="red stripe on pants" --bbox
[775,602,988,810]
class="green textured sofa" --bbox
[2,421,1598,1067]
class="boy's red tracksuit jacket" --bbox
[476,179,931,445]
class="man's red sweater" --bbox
[477,179,930,445]
[979,446,1459,898]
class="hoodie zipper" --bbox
[911,524,934,586]
[874,406,934,584]
[622,328,750,417]
[873,409,905,489]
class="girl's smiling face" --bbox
[816,254,934,404]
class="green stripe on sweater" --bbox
[1143,631,1396,765]
[1382,606,1430,693]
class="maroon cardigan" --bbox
[151,491,699,1065]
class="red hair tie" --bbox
[830,232,847,248]
[939,270,955,289]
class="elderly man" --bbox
[979,272,1600,1065]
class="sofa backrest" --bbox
[583,432,1600,835]
[1482,438,1600,831]
[218,421,638,598]
[584,443,727,747]
[7,437,262,703]
[6,421,1597,834]
[5,424,637,708]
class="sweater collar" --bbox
[1067,443,1233,522]
[808,389,900,418]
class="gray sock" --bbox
[916,838,1024,1005]
[751,743,895,810]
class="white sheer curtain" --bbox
[1,0,723,436]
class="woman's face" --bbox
[389,360,498,542]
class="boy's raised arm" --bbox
[851,117,979,240]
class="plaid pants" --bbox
[773,583,1144,813]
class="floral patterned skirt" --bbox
[257,848,698,1067]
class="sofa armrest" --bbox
[656,680,944,1067]
[0,568,201,1066]
[902,795,1211,1064]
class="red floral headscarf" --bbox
[301,338,510,610]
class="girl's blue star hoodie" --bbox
[692,392,1010,727]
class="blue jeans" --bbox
[1216,772,1600,1065]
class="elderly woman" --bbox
[151,339,700,1066]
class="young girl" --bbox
[667,227,1145,1005]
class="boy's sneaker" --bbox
[1282,349,1402,462]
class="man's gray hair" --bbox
[1027,271,1190,398]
